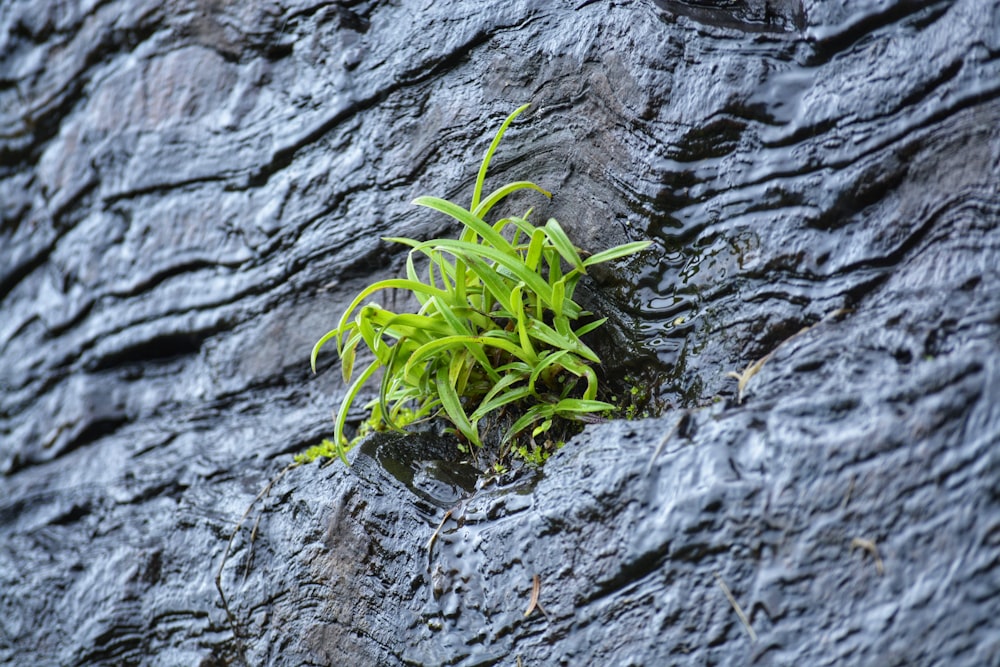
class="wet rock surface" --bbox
[2,0,999,664]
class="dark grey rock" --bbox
[2,0,999,665]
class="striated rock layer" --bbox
[2,0,999,664]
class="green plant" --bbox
[515,440,565,467]
[311,104,650,464]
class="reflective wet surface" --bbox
[2,0,999,664]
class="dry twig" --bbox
[727,308,852,403]
[645,411,687,476]
[524,574,542,617]
[215,462,298,665]
[850,537,884,575]
[426,508,455,557]
[714,572,757,643]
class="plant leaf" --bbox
[551,278,565,318]
[311,327,343,373]
[449,349,470,396]
[574,317,606,337]
[413,196,513,255]
[416,238,571,316]
[473,181,550,220]
[552,397,615,414]
[525,227,546,272]
[528,349,569,392]
[430,296,472,337]
[509,283,537,362]
[340,329,362,382]
[526,318,600,362]
[406,334,534,377]
[582,240,652,267]
[461,252,514,314]
[367,310,455,342]
[435,364,480,447]
[471,103,532,211]
[470,384,533,422]
[379,340,406,430]
[504,403,555,443]
[335,278,452,334]
[333,358,381,462]
[543,218,585,272]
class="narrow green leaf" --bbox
[415,238,570,316]
[473,370,527,410]
[406,334,534,377]
[551,279,565,318]
[413,196,514,255]
[436,365,480,447]
[546,246,563,286]
[504,403,555,443]
[574,317,606,338]
[582,240,652,267]
[367,310,455,341]
[454,256,467,303]
[382,236,421,249]
[472,181,550,220]
[580,365,599,400]
[531,419,553,438]
[541,351,598,401]
[501,213,540,243]
[466,342,501,384]
[449,349,469,395]
[403,251,429,304]
[336,278,452,334]
[431,296,472,336]
[525,228,546,271]
[528,349,569,394]
[509,283,536,362]
[543,218,585,272]
[471,103,532,211]
[493,359,532,376]
[333,359,381,463]
[553,315,573,339]
[356,307,391,365]
[340,329,362,382]
[552,397,614,414]
[526,318,600,362]
[311,327,342,373]
[379,340,406,430]
[470,384,533,422]
[431,249,456,293]
[461,252,514,314]
[495,216,525,248]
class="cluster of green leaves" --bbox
[311,104,649,464]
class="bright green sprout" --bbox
[311,104,651,465]
[515,440,565,467]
